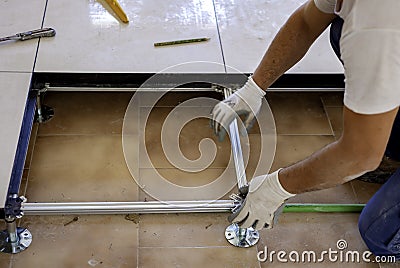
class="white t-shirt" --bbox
[315,0,400,114]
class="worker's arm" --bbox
[280,106,399,193]
[211,0,336,141]
[252,0,336,89]
[226,0,399,230]
[232,106,398,230]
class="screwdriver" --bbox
[0,28,56,43]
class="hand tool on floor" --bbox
[104,0,129,23]
[0,28,56,43]
[154,37,210,47]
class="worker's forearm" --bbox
[278,106,398,194]
[278,140,374,194]
[252,7,320,89]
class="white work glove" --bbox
[211,77,266,141]
[229,169,296,230]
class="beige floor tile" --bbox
[38,92,133,135]
[141,106,270,172]
[270,135,335,171]
[257,213,378,267]
[141,107,233,169]
[148,168,234,187]
[26,135,138,202]
[139,246,260,268]
[139,213,231,247]
[140,106,269,170]
[321,92,344,107]
[266,93,332,135]
[0,252,11,267]
[13,215,138,268]
[325,106,344,139]
[138,168,238,201]
[137,132,271,201]
[350,180,381,204]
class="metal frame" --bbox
[1,81,351,254]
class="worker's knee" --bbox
[359,214,400,259]
[358,169,400,259]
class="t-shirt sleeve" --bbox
[342,31,400,114]
[314,0,336,14]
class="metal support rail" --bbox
[40,86,344,92]
[223,88,248,195]
[22,200,235,215]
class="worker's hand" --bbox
[211,77,266,142]
[229,169,296,230]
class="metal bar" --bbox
[229,119,248,192]
[41,87,218,92]
[6,220,18,244]
[223,88,248,194]
[21,201,365,215]
[22,200,235,215]
[40,86,345,93]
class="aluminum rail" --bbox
[42,86,220,92]
[22,200,235,215]
[40,86,344,92]
[21,201,365,215]
[223,88,248,194]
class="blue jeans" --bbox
[330,17,400,258]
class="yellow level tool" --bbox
[104,0,129,23]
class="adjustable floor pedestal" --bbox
[225,223,259,248]
[0,217,32,254]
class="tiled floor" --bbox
[3,91,386,267]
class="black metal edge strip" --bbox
[31,73,344,89]
[1,91,37,219]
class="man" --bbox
[211,0,400,258]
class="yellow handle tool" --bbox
[104,0,129,23]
